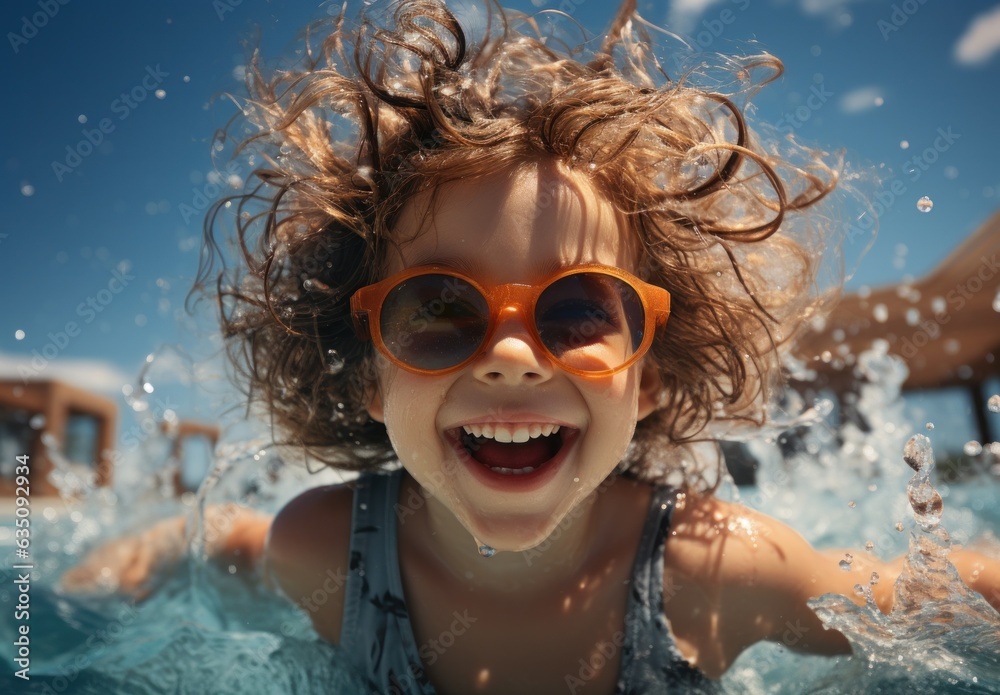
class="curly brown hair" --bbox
[196,0,845,487]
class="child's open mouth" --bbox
[446,423,577,480]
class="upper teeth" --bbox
[462,424,561,443]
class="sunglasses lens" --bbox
[379,274,489,370]
[535,273,645,372]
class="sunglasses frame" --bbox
[350,264,671,377]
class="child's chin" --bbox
[456,501,585,555]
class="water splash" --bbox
[904,435,944,531]
[727,344,1000,691]
[964,441,983,457]
[325,349,346,375]
[903,433,933,473]
[806,433,1000,691]
[988,395,1000,413]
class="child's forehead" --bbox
[384,162,640,276]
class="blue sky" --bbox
[2,0,999,453]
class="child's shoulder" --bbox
[667,493,819,578]
[265,482,356,643]
[666,493,849,610]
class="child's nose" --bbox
[471,306,554,384]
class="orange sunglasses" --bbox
[350,264,670,377]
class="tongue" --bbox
[470,436,559,469]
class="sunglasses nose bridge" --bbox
[478,284,540,349]
[491,284,535,329]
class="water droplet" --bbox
[895,521,905,532]
[872,303,888,323]
[903,434,932,472]
[963,440,983,457]
[142,382,154,394]
[477,543,496,558]
[900,140,909,149]
[20,183,35,197]
[870,571,880,585]
[326,349,345,375]
[925,422,934,430]
[865,540,875,551]
[853,584,866,597]
[848,500,856,508]
[303,277,329,292]
[988,395,1000,413]
[916,196,933,213]
[14,329,25,340]
[359,502,368,511]
[993,290,1000,313]
[29,414,46,430]
[839,553,853,571]
[907,478,943,530]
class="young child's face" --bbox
[364,161,659,552]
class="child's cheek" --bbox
[380,371,446,457]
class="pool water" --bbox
[1,345,999,694]
[0,562,367,694]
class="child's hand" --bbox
[59,515,187,601]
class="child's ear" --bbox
[636,359,662,421]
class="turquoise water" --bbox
[0,563,366,694]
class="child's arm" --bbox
[59,504,272,600]
[661,495,1000,678]
[212,504,272,572]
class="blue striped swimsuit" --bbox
[339,469,714,694]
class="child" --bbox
[62,0,1000,692]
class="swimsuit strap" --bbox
[616,485,715,693]
[341,469,434,695]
